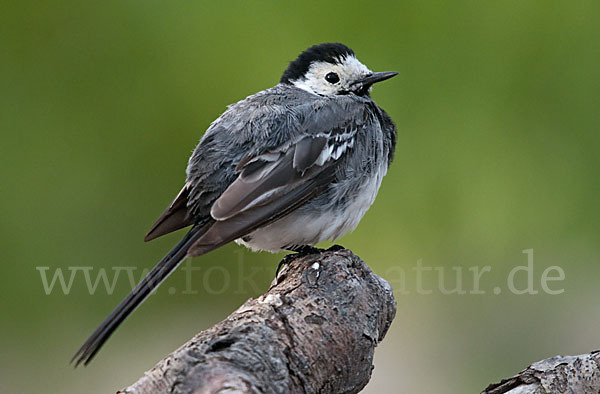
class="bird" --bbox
[72,42,398,366]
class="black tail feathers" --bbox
[72,225,206,367]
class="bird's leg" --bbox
[275,256,294,278]
[327,244,345,252]
[275,245,325,277]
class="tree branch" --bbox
[119,248,396,394]
[482,351,600,394]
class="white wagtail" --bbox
[73,42,398,366]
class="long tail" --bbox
[72,224,207,367]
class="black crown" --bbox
[280,43,355,84]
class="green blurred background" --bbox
[1,1,599,392]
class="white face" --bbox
[291,55,372,96]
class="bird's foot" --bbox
[275,254,295,278]
[275,245,325,278]
[327,244,345,252]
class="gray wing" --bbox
[145,89,374,252]
[210,136,327,221]
[187,136,335,256]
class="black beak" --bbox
[354,71,398,87]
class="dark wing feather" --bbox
[293,136,327,172]
[144,184,194,241]
[210,135,330,221]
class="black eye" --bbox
[325,72,340,84]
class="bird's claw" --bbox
[275,245,326,278]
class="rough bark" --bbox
[119,247,396,394]
[482,351,600,394]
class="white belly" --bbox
[236,166,386,252]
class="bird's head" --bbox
[280,43,397,97]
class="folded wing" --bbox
[188,135,335,256]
